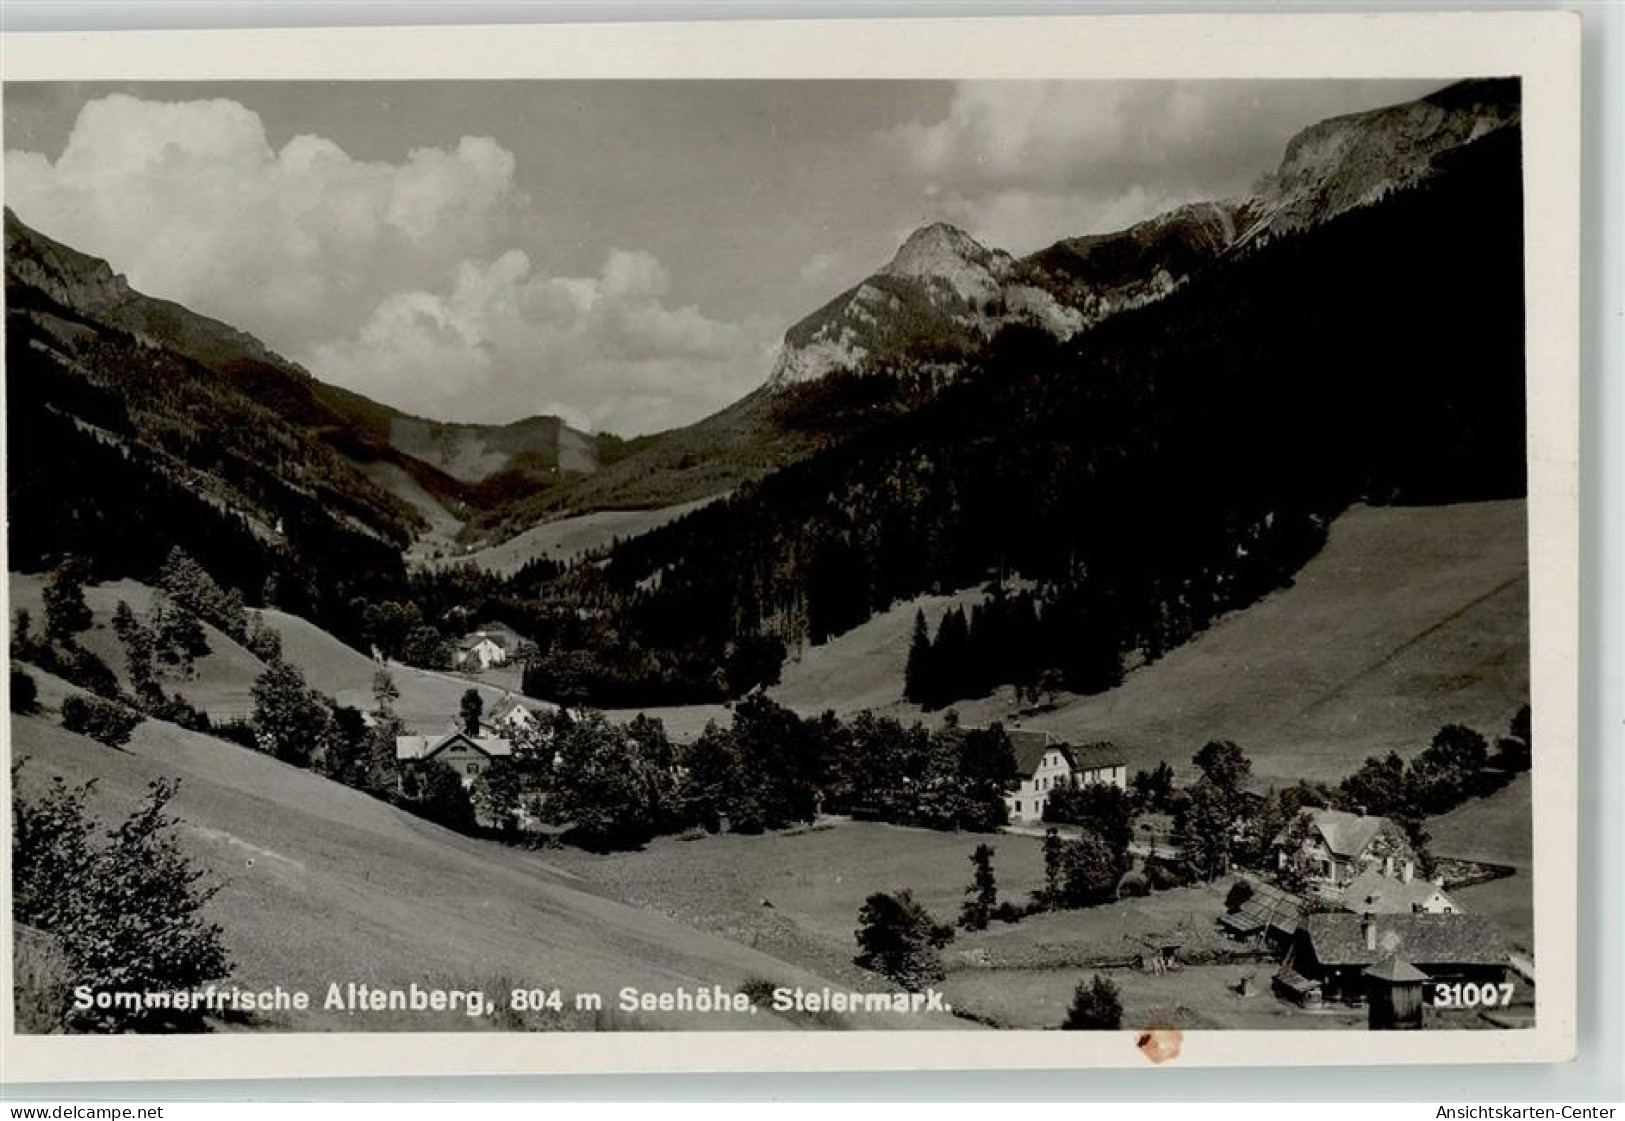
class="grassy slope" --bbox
[427,496,722,578]
[8,575,526,733]
[10,672,940,1031]
[1012,499,1529,785]
[613,500,1528,786]
[1426,773,1534,950]
[672,500,1526,786]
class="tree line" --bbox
[485,124,1526,711]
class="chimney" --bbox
[1401,860,1414,884]
[1362,916,1378,952]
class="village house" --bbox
[1276,912,1509,1005]
[479,697,563,737]
[395,730,513,787]
[1338,865,1460,916]
[1274,807,1416,890]
[452,622,531,671]
[1002,732,1127,825]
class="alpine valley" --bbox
[6,78,1537,1035]
[6,79,1526,711]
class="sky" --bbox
[3,79,1442,436]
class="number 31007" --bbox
[1428,981,1515,1008]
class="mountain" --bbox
[3,207,619,588]
[767,222,1080,387]
[1239,77,1522,245]
[768,79,1521,394]
[513,115,1526,708]
[3,208,597,531]
[509,79,1519,538]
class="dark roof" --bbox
[1365,955,1429,983]
[1230,881,1307,937]
[395,731,512,761]
[1070,741,1126,773]
[1274,967,1322,995]
[1008,735,1125,778]
[1009,732,1060,776]
[1301,913,1508,968]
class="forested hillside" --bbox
[515,126,1525,709]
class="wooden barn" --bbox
[1281,912,1509,1004]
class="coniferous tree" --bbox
[1062,975,1123,1031]
[43,557,93,643]
[854,888,954,991]
[459,688,485,736]
[957,843,998,931]
[904,609,931,704]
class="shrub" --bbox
[12,924,74,1033]
[854,888,954,991]
[737,976,778,1006]
[11,764,232,1031]
[1062,975,1124,1030]
[1118,871,1151,899]
[404,760,477,833]
[991,900,1030,924]
[60,694,141,749]
[11,665,39,714]
[213,718,260,751]
[1144,856,1196,891]
[1225,879,1255,913]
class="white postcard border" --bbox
[0,10,1581,1082]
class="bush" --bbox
[1225,879,1255,913]
[11,665,39,714]
[1118,871,1151,898]
[213,718,260,751]
[60,694,141,749]
[737,976,778,1006]
[1144,856,1197,891]
[991,900,1033,924]
[1062,975,1124,1030]
[854,888,954,991]
[11,764,232,1031]
[403,760,477,833]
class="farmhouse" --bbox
[1339,866,1460,916]
[396,730,512,785]
[1002,732,1126,825]
[1279,912,1509,1004]
[1274,807,1415,889]
[482,697,563,736]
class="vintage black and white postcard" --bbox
[0,12,1580,1082]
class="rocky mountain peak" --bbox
[1243,78,1520,243]
[4,207,134,315]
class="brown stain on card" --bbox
[1136,1028,1183,1063]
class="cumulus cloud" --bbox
[884,79,1441,253]
[5,94,524,344]
[303,248,777,435]
[5,93,770,433]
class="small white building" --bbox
[455,635,508,671]
[1002,732,1127,824]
